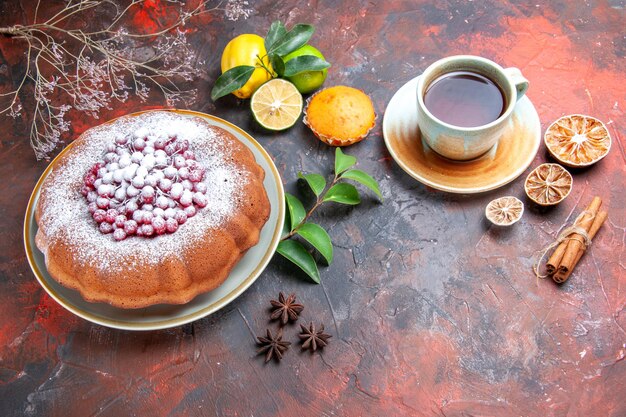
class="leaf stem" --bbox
[256,54,276,78]
[281,174,341,241]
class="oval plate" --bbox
[23,110,284,331]
[383,76,541,194]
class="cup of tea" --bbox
[416,55,529,161]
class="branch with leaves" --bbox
[276,148,382,283]
[0,0,252,159]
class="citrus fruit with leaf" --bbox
[220,34,273,99]
[544,114,611,167]
[251,79,303,131]
[283,45,328,94]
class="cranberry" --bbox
[88,202,98,214]
[113,228,127,241]
[164,208,176,218]
[114,214,127,228]
[176,140,189,152]
[96,197,110,209]
[133,138,146,151]
[154,138,166,150]
[184,205,197,218]
[164,144,176,156]
[93,209,106,223]
[179,190,193,207]
[152,217,166,234]
[80,185,90,196]
[159,178,172,192]
[156,196,169,209]
[178,167,190,180]
[163,166,176,179]
[194,182,207,193]
[144,175,157,187]
[115,136,128,145]
[142,211,154,224]
[165,218,178,233]
[84,172,97,187]
[132,210,144,224]
[181,180,193,191]
[170,183,184,200]
[105,209,118,224]
[141,224,155,236]
[173,155,186,169]
[125,200,138,214]
[174,210,187,225]
[188,168,204,182]
[153,207,165,218]
[99,222,113,234]
[193,193,208,208]
[183,150,195,160]
[124,220,138,234]
[126,185,140,198]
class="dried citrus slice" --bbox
[251,79,303,131]
[485,196,524,226]
[544,114,611,167]
[524,163,573,206]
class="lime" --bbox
[283,45,328,94]
[251,79,303,131]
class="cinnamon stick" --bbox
[547,197,601,274]
[546,239,570,275]
[553,210,607,283]
[556,196,602,276]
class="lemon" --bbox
[221,34,273,99]
[283,45,328,94]
[251,79,303,131]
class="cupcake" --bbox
[303,86,376,146]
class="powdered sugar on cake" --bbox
[37,112,250,272]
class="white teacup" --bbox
[416,55,529,161]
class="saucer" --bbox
[383,76,541,194]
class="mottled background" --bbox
[1,0,625,416]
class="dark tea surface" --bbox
[424,71,505,127]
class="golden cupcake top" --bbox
[304,86,376,146]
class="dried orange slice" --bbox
[485,196,524,226]
[524,163,573,206]
[544,114,611,167]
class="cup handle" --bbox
[504,67,529,101]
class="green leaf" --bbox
[283,55,330,77]
[296,222,333,264]
[341,169,383,200]
[298,172,326,197]
[265,21,287,52]
[334,147,357,175]
[323,183,361,205]
[285,193,306,231]
[270,54,285,77]
[276,240,320,283]
[281,204,291,239]
[267,24,314,57]
[211,65,255,100]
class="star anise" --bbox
[256,328,291,363]
[270,292,304,325]
[298,322,332,352]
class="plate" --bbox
[23,109,285,331]
[383,76,541,193]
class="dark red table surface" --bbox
[1,1,625,416]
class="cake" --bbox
[303,85,376,146]
[35,111,270,309]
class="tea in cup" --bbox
[416,55,529,160]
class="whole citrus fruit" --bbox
[283,45,328,94]
[221,34,273,99]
